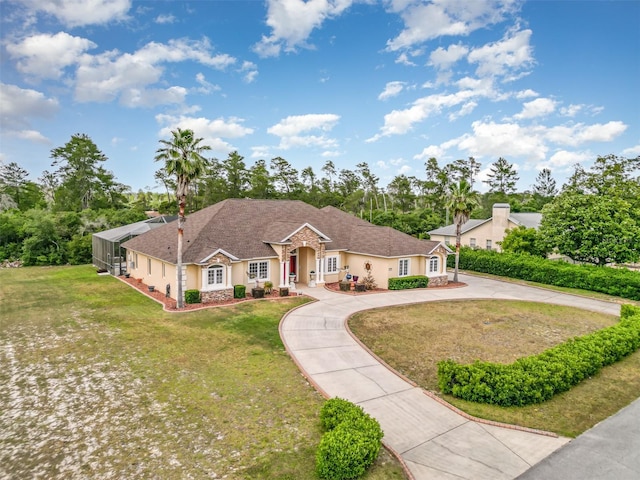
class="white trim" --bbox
[199,248,239,264]
[248,260,270,281]
[276,222,332,243]
[398,258,410,277]
[325,255,339,274]
[202,264,226,291]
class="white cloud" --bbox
[378,81,406,101]
[0,83,59,128]
[386,0,519,51]
[367,84,490,141]
[6,32,96,80]
[538,150,593,171]
[251,145,272,159]
[468,28,534,79]
[414,144,445,160]
[253,0,354,57]
[429,43,469,69]
[395,52,417,66]
[239,61,258,83]
[156,114,254,152]
[560,104,583,117]
[155,14,176,24]
[515,89,538,99]
[622,145,640,157]
[74,38,236,106]
[21,0,131,28]
[398,164,412,175]
[0,84,57,144]
[268,113,341,150]
[545,121,627,146]
[193,73,220,95]
[513,97,556,120]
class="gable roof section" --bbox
[428,218,489,237]
[509,212,542,229]
[122,199,448,264]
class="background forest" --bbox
[1,133,638,268]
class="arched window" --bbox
[207,265,224,287]
[428,256,439,274]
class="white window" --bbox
[248,260,269,280]
[147,258,151,275]
[429,257,439,274]
[207,265,224,286]
[326,256,339,274]
[469,238,476,248]
[134,253,138,269]
[486,240,492,250]
[398,258,409,277]
[162,263,166,278]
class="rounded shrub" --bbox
[233,284,246,299]
[316,398,383,479]
[184,289,201,304]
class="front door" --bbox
[290,255,297,279]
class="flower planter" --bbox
[355,283,366,292]
[339,281,351,292]
[279,287,289,297]
[252,287,265,299]
[148,286,155,292]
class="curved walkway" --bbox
[280,273,621,480]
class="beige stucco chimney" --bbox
[492,203,510,249]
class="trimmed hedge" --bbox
[448,248,640,301]
[316,398,383,479]
[184,289,201,304]
[388,275,428,290]
[233,284,246,299]
[437,308,640,406]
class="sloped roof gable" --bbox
[122,199,447,264]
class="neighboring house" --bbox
[428,203,542,252]
[92,216,176,275]
[122,199,452,303]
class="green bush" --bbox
[388,275,428,290]
[437,309,640,406]
[448,248,640,301]
[233,284,246,299]
[316,398,383,479]
[184,289,201,304]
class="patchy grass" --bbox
[349,299,640,437]
[0,265,405,480]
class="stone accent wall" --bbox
[289,227,323,259]
[207,253,231,266]
[428,275,448,287]
[201,288,234,303]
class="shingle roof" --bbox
[427,219,489,237]
[510,212,542,229]
[428,212,542,236]
[122,199,445,264]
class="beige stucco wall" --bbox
[430,219,522,253]
[127,251,177,298]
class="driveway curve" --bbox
[280,273,621,480]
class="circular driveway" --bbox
[280,273,625,480]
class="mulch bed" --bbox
[118,275,297,312]
[324,281,467,295]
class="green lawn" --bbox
[349,299,640,438]
[0,265,405,480]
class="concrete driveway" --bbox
[280,273,625,480]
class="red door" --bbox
[290,255,297,279]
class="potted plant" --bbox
[309,270,317,287]
[251,278,265,298]
[264,281,273,294]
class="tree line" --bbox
[1,132,638,268]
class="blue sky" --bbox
[1,0,639,193]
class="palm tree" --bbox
[446,179,479,283]
[155,128,210,308]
